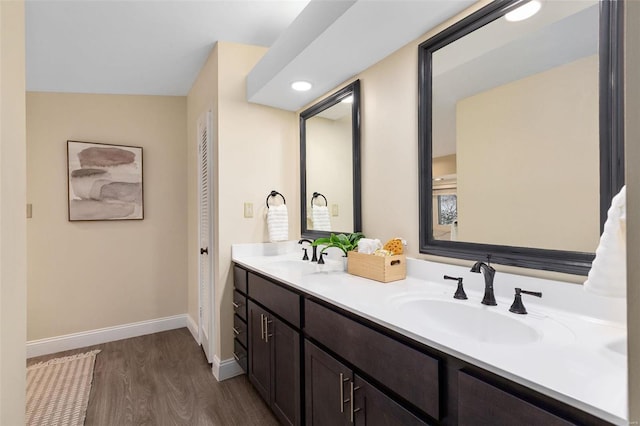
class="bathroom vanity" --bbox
[232,242,626,425]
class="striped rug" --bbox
[26,349,101,426]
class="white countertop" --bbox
[232,241,628,425]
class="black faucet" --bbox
[470,255,497,306]
[509,288,542,314]
[298,239,318,262]
[443,275,468,300]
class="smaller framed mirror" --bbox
[300,80,361,239]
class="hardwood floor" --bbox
[27,328,279,426]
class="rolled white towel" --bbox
[311,205,332,231]
[584,185,626,298]
[267,204,289,242]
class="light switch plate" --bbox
[27,204,32,219]
[331,204,339,216]
[244,202,254,218]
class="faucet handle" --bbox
[443,275,468,300]
[509,288,542,314]
[302,248,309,261]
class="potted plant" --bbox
[312,232,365,257]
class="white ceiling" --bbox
[26,0,476,109]
[26,0,310,96]
[248,0,475,111]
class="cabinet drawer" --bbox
[233,314,247,348]
[234,265,248,294]
[305,300,440,420]
[458,371,574,426]
[233,290,247,321]
[248,273,300,328]
[234,339,248,373]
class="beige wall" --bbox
[456,55,599,252]
[626,0,639,421]
[187,42,297,361]
[0,0,27,423]
[432,154,456,177]
[306,115,353,231]
[26,93,187,340]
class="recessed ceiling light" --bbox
[291,81,312,91]
[505,0,541,22]
[341,95,354,104]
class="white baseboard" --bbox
[212,355,245,381]
[186,314,199,343]
[27,314,188,358]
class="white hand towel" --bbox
[267,204,289,242]
[584,185,626,298]
[311,205,332,231]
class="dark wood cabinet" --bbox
[247,300,301,426]
[232,289,247,321]
[457,371,575,426]
[232,267,248,373]
[305,340,429,426]
[248,301,271,402]
[305,299,440,420]
[305,340,351,426]
[353,375,428,426]
[234,263,611,426]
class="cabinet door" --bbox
[271,317,301,426]
[248,301,271,403]
[458,371,574,426]
[352,375,429,426]
[305,340,351,426]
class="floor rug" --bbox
[26,349,101,426]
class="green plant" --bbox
[312,232,365,256]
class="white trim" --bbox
[186,314,199,343]
[212,355,245,382]
[27,314,188,358]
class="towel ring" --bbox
[311,192,328,207]
[266,190,286,208]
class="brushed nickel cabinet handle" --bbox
[265,318,273,343]
[232,326,241,335]
[232,302,240,309]
[260,314,265,341]
[340,374,350,413]
[233,352,241,362]
[339,373,345,413]
[350,382,361,423]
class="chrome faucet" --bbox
[298,238,318,262]
[471,255,497,306]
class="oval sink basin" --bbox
[398,299,540,345]
[263,260,317,273]
[263,259,343,274]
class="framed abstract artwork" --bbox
[67,140,144,221]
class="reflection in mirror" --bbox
[419,0,624,275]
[300,81,361,238]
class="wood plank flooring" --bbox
[27,328,279,426]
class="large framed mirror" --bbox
[300,80,361,239]
[418,0,624,275]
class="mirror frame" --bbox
[300,80,362,239]
[418,0,624,275]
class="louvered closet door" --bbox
[198,110,214,363]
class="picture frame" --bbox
[67,140,144,221]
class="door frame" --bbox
[197,108,215,361]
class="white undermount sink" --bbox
[392,297,541,345]
[262,258,343,274]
